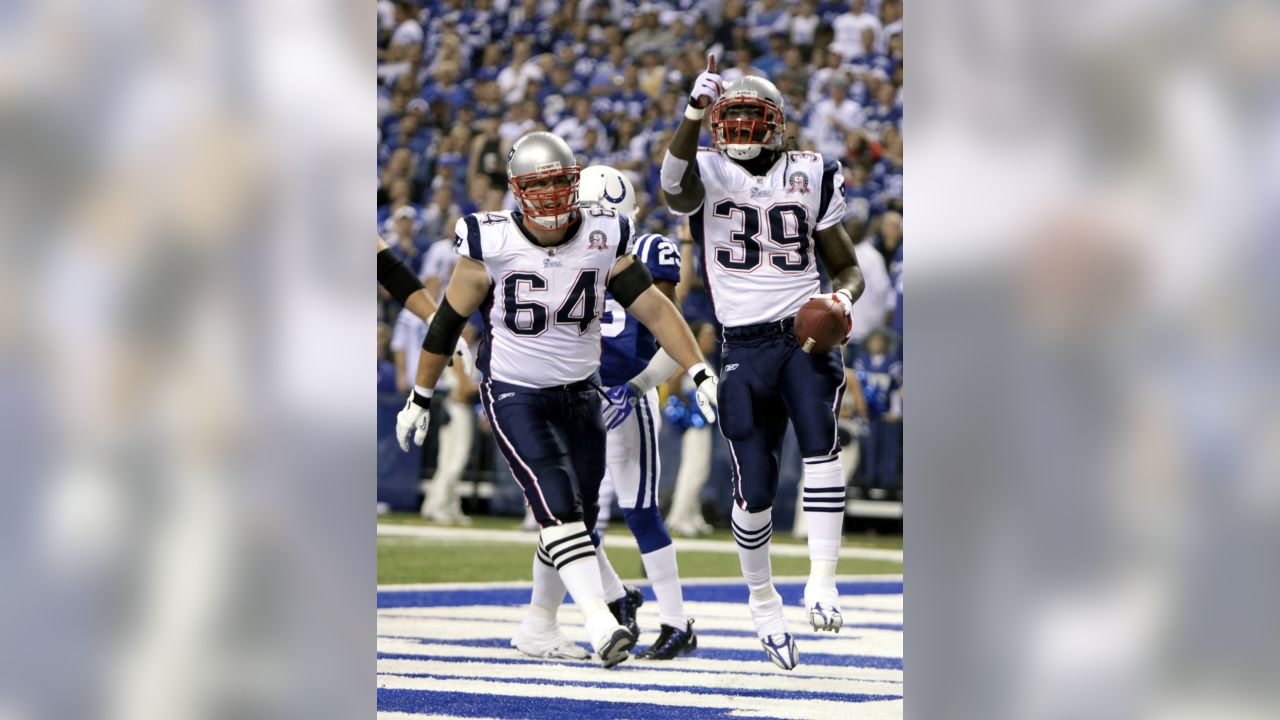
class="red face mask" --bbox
[509,166,582,229]
[710,97,785,148]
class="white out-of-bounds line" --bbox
[377,524,904,562]
[379,573,902,592]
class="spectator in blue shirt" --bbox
[855,328,902,499]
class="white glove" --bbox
[810,289,856,344]
[395,387,433,452]
[689,53,723,110]
[688,362,719,424]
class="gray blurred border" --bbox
[0,1,373,717]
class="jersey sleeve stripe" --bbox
[463,215,483,261]
[817,158,841,223]
[616,215,631,260]
[636,234,654,263]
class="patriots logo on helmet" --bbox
[587,230,609,251]
[787,172,811,194]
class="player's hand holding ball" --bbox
[688,53,723,112]
[795,290,855,353]
[687,363,719,424]
[396,387,433,451]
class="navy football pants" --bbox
[717,319,847,512]
[480,377,608,529]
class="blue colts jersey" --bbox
[599,233,682,387]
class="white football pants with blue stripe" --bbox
[597,389,688,629]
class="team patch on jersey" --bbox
[587,230,609,251]
[787,172,811,194]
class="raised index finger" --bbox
[706,52,717,74]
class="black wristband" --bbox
[411,389,433,408]
[692,368,711,386]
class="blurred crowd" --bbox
[376,0,905,517]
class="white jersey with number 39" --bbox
[454,208,631,388]
[691,149,846,328]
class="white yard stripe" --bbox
[377,524,904,562]
[378,657,901,693]
[378,673,904,720]
[376,639,903,684]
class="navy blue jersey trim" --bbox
[817,157,841,223]
[463,215,483,262]
[616,215,632,260]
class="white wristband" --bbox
[414,385,434,397]
[684,104,706,121]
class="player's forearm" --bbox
[661,119,704,213]
[627,348,681,395]
[669,115,701,162]
[630,290,706,373]
[413,349,451,391]
[404,290,437,322]
[832,264,865,303]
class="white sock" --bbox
[730,504,775,601]
[802,456,846,563]
[640,545,686,627]
[595,537,626,603]
[530,543,567,614]
[540,522,609,621]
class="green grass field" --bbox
[378,513,903,585]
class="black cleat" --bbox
[637,619,697,660]
[607,585,644,637]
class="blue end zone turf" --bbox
[378,579,903,717]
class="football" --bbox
[794,296,846,353]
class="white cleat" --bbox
[804,584,844,633]
[511,622,590,661]
[749,590,800,669]
[586,610,636,669]
[760,632,800,670]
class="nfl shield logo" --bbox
[588,230,609,251]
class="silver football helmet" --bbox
[710,76,787,160]
[578,165,638,221]
[507,131,582,229]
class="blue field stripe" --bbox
[378,688,798,719]
[380,637,902,670]
[382,671,902,704]
[378,580,903,609]
[377,650,904,684]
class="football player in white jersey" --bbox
[660,57,867,670]
[395,132,718,668]
[577,165,697,660]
